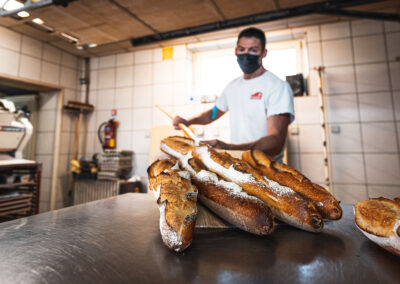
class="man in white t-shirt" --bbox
[173,27,294,163]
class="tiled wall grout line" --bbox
[382,23,400,174]
[348,22,369,199]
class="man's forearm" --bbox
[226,135,284,156]
[187,109,213,125]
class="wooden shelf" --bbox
[0,182,36,189]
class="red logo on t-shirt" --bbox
[250,92,263,100]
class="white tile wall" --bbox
[116,66,133,87]
[117,131,133,150]
[96,89,115,110]
[389,62,400,90]
[393,91,400,120]
[134,64,152,85]
[0,26,21,50]
[133,85,153,107]
[153,61,173,84]
[132,130,151,154]
[99,55,116,69]
[36,132,55,155]
[43,44,61,64]
[41,61,60,85]
[385,32,400,61]
[328,123,362,153]
[365,154,400,185]
[307,42,322,68]
[60,67,77,89]
[133,108,152,130]
[299,153,325,182]
[361,122,398,152]
[351,20,383,36]
[356,63,390,92]
[322,39,353,66]
[98,68,116,89]
[115,87,133,109]
[117,109,132,131]
[367,185,400,199]
[117,52,134,66]
[21,35,42,58]
[384,21,400,32]
[358,92,393,122]
[0,47,19,75]
[298,124,323,153]
[324,66,356,94]
[325,94,359,123]
[321,22,350,40]
[353,35,386,64]
[331,154,365,183]
[333,184,367,204]
[19,55,41,80]
[153,83,173,106]
[134,50,153,64]
[294,97,321,124]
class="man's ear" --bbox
[234,47,238,56]
[262,49,267,58]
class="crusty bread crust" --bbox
[355,197,400,256]
[192,145,323,232]
[188,158,274,235]
[147,159,198,252]
[242,150,342,220]
[355,197,400,238]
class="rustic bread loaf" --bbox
[355,197,400,256]
[191,145,323,232]
[187,157,274,235]
[147,158,198,252]
[242,149,342,220]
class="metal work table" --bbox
[0,193,399,284]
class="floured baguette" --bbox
[161,136,323,233]
[180,151,274,235]
[147,158,198,252]
[355,197,400,256]
[242,150,342,220]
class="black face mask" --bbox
[236,53,261,74]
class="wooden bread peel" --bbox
[154,104,232,229]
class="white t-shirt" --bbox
[216,71,295,161]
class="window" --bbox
[191,38,305,103]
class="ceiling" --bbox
[0,0,399,58]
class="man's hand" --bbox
[202,139,230,149]
[172,116,189,130]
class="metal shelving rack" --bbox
[0,162,41,223]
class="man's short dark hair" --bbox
[237,27,266,50]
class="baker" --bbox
[173,27,294,163]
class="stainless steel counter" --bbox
[0,193,399,284]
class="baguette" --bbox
[242,150,342,220]
[185,156,274,235]
[192,146,323,232]
[161,136,323,233]
[355,197,400,256]
[147,158,198,252]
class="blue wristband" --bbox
[211,105,218,120]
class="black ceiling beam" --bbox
[319,9,400,22]
[130,0,386,46]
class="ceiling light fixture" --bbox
[32,17,44,24]
[59,32,79,44]
[0,0,24,11]
[17,10,30,17]
[76,43,97,50]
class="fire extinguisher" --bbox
[98,118,119,151]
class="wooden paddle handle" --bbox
[155,104,199,142]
